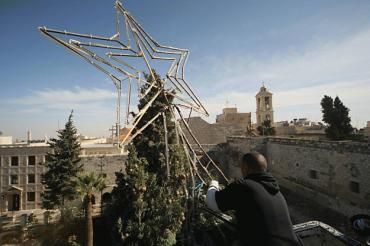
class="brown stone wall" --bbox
[221,136,370,216]
[80,155,126,187]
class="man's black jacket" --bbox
[215,172,299,246]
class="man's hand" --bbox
[209,180,219,189]
[206,180,220,212]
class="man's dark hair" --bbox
[242,152,267,172]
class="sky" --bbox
[1,0,370,140]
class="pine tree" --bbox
[42,111,83,209]
[321,95,353,140]
[257,119,276,136]
[111,71,187,245]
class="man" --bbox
[206,152,299,246]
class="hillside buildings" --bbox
[184,84,328,145]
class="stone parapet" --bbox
[266,137,370,155]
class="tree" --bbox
[42,111,83,209]
[257,119,276,136]
[73,172,106,246]
[111,71,187,245]
[321,95,353,140]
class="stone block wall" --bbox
[79,155,127,205]
[219,136,370,217]
[80,155,127,187]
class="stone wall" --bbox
[182,117,227,145]
[217,136,370,217]
[80,155,127,187]
[205,137,267,181]
[79,154,127,205]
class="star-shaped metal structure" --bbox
[39,1,228,185]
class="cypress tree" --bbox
[321,95,353,140]
[42,111,83,209]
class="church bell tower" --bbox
[256,83,274,126]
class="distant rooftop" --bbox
[0,136,13,145]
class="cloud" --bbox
[191,28,370,128]
[10,87,117,112]
[1,87,123,139]
[194,28,370,92]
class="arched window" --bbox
[102,192,112,204]
[265,97,270,110]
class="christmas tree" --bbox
[111,71,188,245]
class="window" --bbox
[28,156,36,165]
[11,156,19,166]
[28,174,35,184]
[350,181,360,193]
[27,192,35,202]
[10,175,18,184]
[265,97,270,109]
[309,170,318,179]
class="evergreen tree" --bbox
[257,119,276,136]
[111,71,187,245]
[321,95,353,140]
[42,111,83,209]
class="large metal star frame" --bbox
[39,1,228,185]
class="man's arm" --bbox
[206,180,239,212]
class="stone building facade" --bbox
[216,107,252,131]
[0,143,126,212]
[220,136,370,217]
[183,108,253,147]
[0,144,48,212]
[182,117,227,145]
